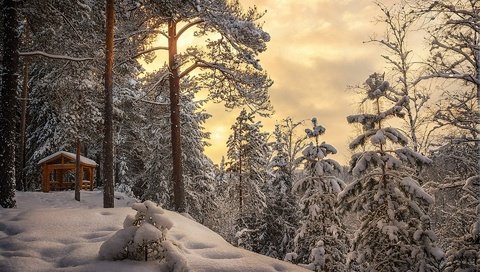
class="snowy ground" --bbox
[0,191,308,272]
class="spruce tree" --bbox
[226,109,269,251]
[339,73,444,271]
[259,124,299,259]
[119,73,216,225]
[291,117,347,271]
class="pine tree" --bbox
[103,0,115,208]
[214,156,238,241]
[258,124,299,259]
[0,0,20,208]
[291,117,347,271]
[134,0,273,211]
[339,73,444,271]
[226,109,269,251]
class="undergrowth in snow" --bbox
[0,191,309,272]
[99,200,173,262]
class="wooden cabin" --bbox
[38,151,97,192]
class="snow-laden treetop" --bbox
[346,73,432,176]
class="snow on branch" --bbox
[395,147,432,166]
[347,96,408,131]
[350,151,383,176]
[19,51,94,61]
[114,29,163,42]
[399,177,434,205]
[349,129,377,150]
[415,72,478,85]
[383,127,409,146]
[463,176,480,199]
[177,19,205,40]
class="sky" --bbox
[143,0,401,165]
[203,0,395,164]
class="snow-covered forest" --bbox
[0,0,478,271]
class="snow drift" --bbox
[0,191,308,272]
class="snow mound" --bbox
[0,191,308,272]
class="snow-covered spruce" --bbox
[226,109,269,252]
[99,200,173,261]
[258,123,300,259]
[339,73,444,271]
[290,117,348,271]
[115,76,217,226]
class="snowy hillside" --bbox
[0,191,309,272]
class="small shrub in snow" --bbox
[99,200,173,261]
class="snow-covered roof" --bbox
[38,151,98,166]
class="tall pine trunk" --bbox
[476,34,480,156]
[0,0,19,208]
[18,60,29,191]
[103,0,115,208]
[168,19,185,212]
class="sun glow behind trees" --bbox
[133,0,473,172]
[138,21,239,164]
[137,0,402,165]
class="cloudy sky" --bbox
[142,0,403,164]
[202,0,396,164]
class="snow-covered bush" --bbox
[99,200,173,261]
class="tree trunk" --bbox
[75,139,81,201]
[238,148,243,217]
[476,33,479,103]
[168,19,185,212]
[103,0,115,208]
[238,125,243,217]
[114,159,120,187]
[0,0,19,208]
[476,34,480,160]
[19,60,29,191]
[96,153,102,187]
